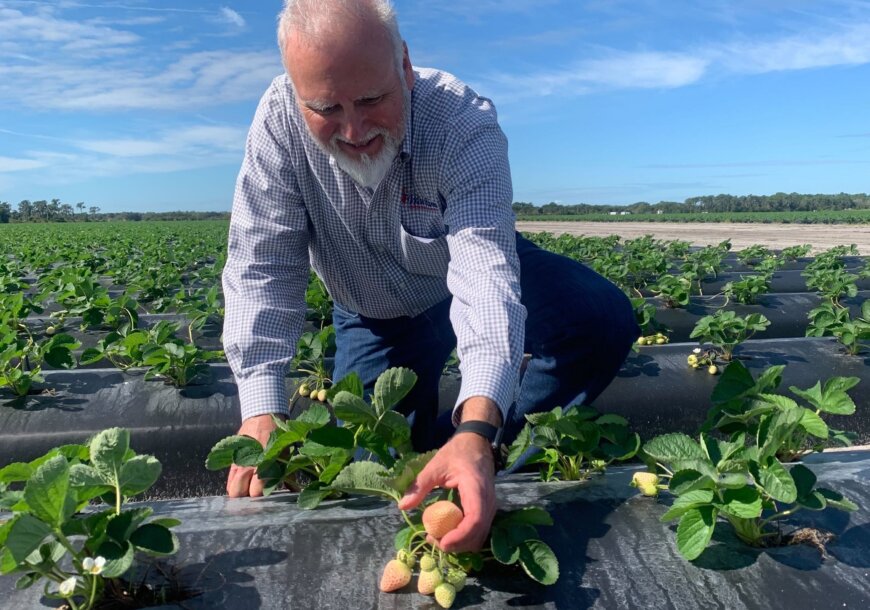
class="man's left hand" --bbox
[397,427,496,553]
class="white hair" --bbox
[276,0,404,75]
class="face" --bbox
[286,18,415,188]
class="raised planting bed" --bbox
[1,451,867,609]
[698,270,870,295]
[650,291,870,342]
[0,364,265,499]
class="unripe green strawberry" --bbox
[417,567,443,595]
[630,471,660,497]
[379,559,411,592]
[419,554,436,572]
[422,500,463,539]
[298,383,310,397]
[396,549,415,569]
[637,337,647,345]
[445,568,466,592]
[708,365,719,375]
[316,388,328,402]
[655,337,666,344]
[434,582,457,608]
[45,326,57,336]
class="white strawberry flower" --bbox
[59,576,77,596]
[82,556,106,575]
[692,347,701,354]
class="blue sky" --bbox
[1,0,869,212]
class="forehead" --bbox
[286,19,397,102]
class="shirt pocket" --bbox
[400,205,446,239]
[398,225,450,277]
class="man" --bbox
[222,0,638,553]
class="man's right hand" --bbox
[226,413,283,497]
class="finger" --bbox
[248,469,265,497]
[226,464,253,498]
[397,460,442,511]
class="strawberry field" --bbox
[1,221,868,609]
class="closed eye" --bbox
[357,95,384,106]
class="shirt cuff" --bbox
[235,370,292,421]
[452,360,519,427]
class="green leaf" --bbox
[717,487,762,519]
[6,515,53,563]
[496,507,554,528]
[758,459,797,503]
[89,428,130,483]
[297,483,333,510]
[670,469,714,495]
[660,489,714,522]
[0,463,32,485]
[517,540,559,585]
[372,367,417,414]
[384,451,437,497]
[798,491,827,511]
[789,464,818,499]
[817,488,858,512]
[758,408,803,463]
[106,507,153,543]
[676,506,718,561]
[377,410,412,450]
[643,433,704,464]
[328,462,399,502]
[118,455,161,497]
[490,523,537,565]
[205,435,263,470]
[23,456,76,529]
[297,403,331,427]
[332,392,377,425]
[798,409,829,439]
[307,426,355,450]
[130,523,177,555]
[711,361,755,403]
[96,539,135,578]
[327,372,363,399]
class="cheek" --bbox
[305,115,337,144]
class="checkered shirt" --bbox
[223,68,526,423]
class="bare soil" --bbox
[516,221,870,255]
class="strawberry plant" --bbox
[702,361,857,461]
[638,429,857,561]
[780,244,812,260]
[804,266,859,307]
[142,342,221,387]
[0,428,179,609]
[735,244,771,266]
[305,272,333,328]
[631,297,669,346]
[505,406,640,482]
[0,323,79,396]
[292,325,336,402]
[689,311,770,361]
[722,273,771,305]
[651,273,693,308]
[177,285,224,343]
[207,367,416,502]
[80,321,178,371]
[806,300,870,355]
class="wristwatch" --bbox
[453,420,507,472]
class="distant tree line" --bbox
[0,199,229,223]
[512,192,870,216]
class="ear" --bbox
[402,41,415,90]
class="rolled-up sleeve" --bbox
[440,107,526,424]
[222,84,310,421]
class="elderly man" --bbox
[223,0,638,552]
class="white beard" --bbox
[326,127,401,189]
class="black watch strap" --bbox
[453,420,499,443]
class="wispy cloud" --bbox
[74,125,246,157]
[0,155,48,172]
[218,6,245,28]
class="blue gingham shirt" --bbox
[223,68,526,423]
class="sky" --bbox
[1,0,870,213]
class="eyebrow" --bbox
[302,90,389,112]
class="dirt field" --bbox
[516,221,870,254]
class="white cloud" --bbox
[219,6,245,28]
[75,125,246,157]
[0,155,47,172]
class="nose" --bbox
[340,108,367,144]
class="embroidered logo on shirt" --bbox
[401,189,440,212]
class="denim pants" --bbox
[331,232,639,453]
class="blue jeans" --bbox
[331,232,639,453]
